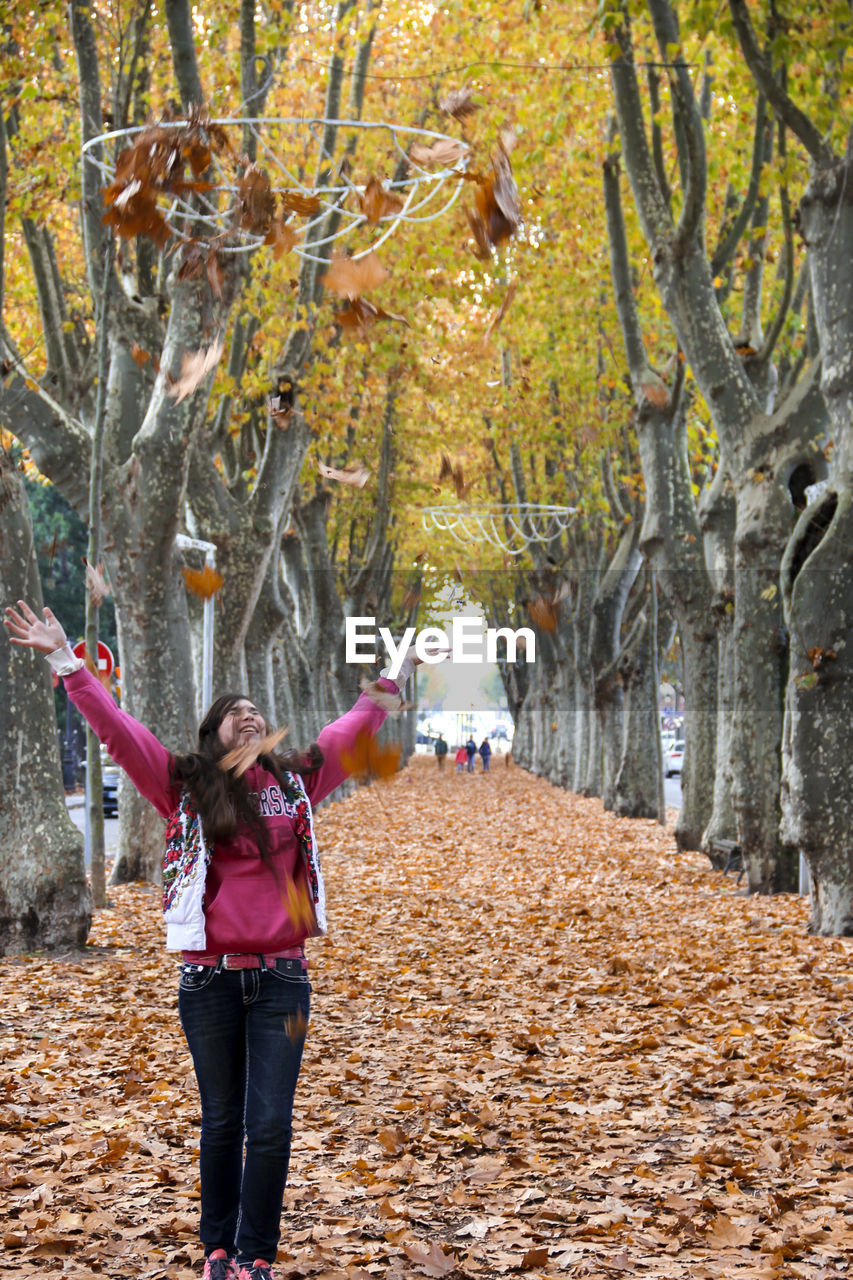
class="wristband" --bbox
[379,653,416,692]
[45,643,84,677]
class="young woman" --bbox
[4,600,418,1280]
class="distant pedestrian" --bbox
[479,738,491,772]
[455,746,467,773]
[434,733,448,770]
[465,737,476,772]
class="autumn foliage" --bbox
[2,760,851,1277]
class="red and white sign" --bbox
[72,640,115,678]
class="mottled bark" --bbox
[699,464,737,853]
[612,586,663,820]
[604,147,715,845]
[779,135,853,932]
[0,449,91,953]
[589,525,642,810]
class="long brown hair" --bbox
[170,692,323,856]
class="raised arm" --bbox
[5,600,178,817]
[304,651,428,805]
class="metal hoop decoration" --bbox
[421,504,577,557]
[82,116,471,262]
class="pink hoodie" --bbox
[64,667,393,956]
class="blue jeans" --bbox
[178,958,310,1265]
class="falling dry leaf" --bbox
[317,462,371,489]
[484,280,518,342]
[279,873,316,934]
[340,728,400,781]
[264,217,298,259]
[281,190,322,217]
[437,452,476,500]
[219,726,289,777]
[84,561,110,608]
[358,175,404,225]
[130,342,151,368]
[168,338,224,404]
[338,297,408,336]
[440,87,480,121]
[640,377,669,408]
[528,595,559,633]
[409,138,468,168]
[182,564,224,600]
[237,163,275,234]
[466,140,521,258]
[321,252,390,301]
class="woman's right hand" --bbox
[4,601,68,654]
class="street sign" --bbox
[72,639,115,678]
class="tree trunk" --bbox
[779,145,853,932]
[612,597,662,819]
[0,449,91,952]
[781,487,853,932]
[589,527,642,809]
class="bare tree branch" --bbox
[728,0,835,168]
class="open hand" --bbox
[4,601,68,654]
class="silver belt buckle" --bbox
[222,954,241,970]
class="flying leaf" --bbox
[484,280,518,342]
[466,141,521,257]
[440,87,479,121]
[237,164,275,234]
[219,727,289,777]
[130,342,151,368]
[437,453,473,499]
[84,561,111,608]
[182,564,224,600]
[340,729,401,781]
[640,378,669,408]
[528,595,559,633]
[279,872,316,934]
[317,461,371,488]
[264,217,298,258]
[338,297,408,335]
[322,252,390,300]
[359,176,404,225]
[168,338,224,404]
[409,138,468,168]
[281,190,322,216]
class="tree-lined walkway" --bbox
[2,759,852,1278]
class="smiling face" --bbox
[215,698,266,752]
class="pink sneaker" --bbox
[238,1262,275,1280]
[203,1249,238,1280]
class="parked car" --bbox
[664,740,685,778]
[84,746,120,816]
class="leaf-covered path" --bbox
[2,759,852,1279]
